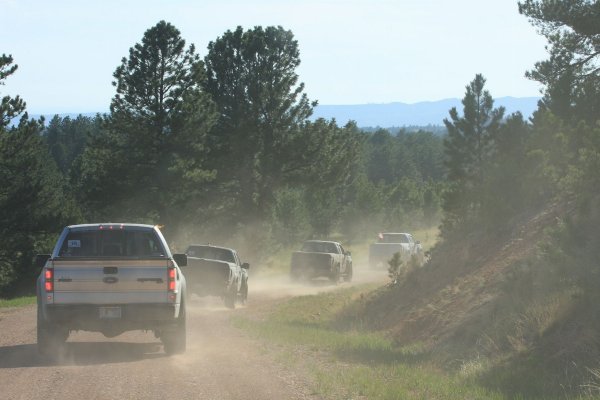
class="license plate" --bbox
[99,306,122,319]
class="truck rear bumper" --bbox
[290,264,332,279]
[45,303,178,332]
[188,282,228,297]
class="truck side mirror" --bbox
[35,254,51,271]
[173,253,187,267]
[346,251,351,256]
[242,262,250,269]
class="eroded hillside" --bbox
[346,201,600,396]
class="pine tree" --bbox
[77,21,217,233]
[0,55,75,296]
[203,26,316,220]
[519,0,600,122]
[442,74,505,229]
[0,54,26,128]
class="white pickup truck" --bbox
[368,232,424,269]
[36,223,188,356]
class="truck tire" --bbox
[344,263,353,282]
[224,283,237,309]
[290,269,302,283]
[37,302,68,356]
[239,280,248,305]
[163,301,186,355]
[329,263,340,283]
[417,251,425,266]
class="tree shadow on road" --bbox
[0,341,165,368]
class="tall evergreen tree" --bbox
[203,26,319,220]
[442,74,505,229]
[43,114,101,175]
[0,54,26,128]
[77,21,217,233]
[484,112,535,223]
[519,0,600,122]
[518,1,600,300]
[0,55,74,296]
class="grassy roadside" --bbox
[0,295,36,308]
[233,284,506,400]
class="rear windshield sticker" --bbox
[68,240,81,248]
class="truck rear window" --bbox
[186,246,235,263]
[301,242,338,253]
[379,234,409,243]
[58,230,165,257]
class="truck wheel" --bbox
[329,264,340,283]
[163,301,186,355]
[239,280,248,305]
[224,284,237,309]
[37,302,68,356]
[344,264,353,282]
[290,269,302,283]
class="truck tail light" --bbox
[167,263,176,292]
[44,267,54,292]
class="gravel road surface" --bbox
[0,269,386,400]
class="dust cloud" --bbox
[250,266,388,299]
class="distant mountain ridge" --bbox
[27,97,540,130]
[311,96,540,128]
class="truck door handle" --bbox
[137,278,163,283]
[103,277,118,284]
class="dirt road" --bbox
[0,269,387,400]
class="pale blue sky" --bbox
[1,0,548,114]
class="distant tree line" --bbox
[0,23,445,297]
[4,0,596,299]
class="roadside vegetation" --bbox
[234,285,506,399]
[1,0,600,397]
[0,24,443,298]
[236,282,600,399]
[0,295,36,308]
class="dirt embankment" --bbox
[354,203,570,354]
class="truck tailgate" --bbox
[52,258,169,304]
[185,258,230,287]
[291,252,333,269]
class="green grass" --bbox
[234,282,600,399]
[233,284,507,400]
[0,295,36,308]
[236,225,600,399]
[311,364,505,400]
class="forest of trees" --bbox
[0,23,445,297]
[0,0,597,299]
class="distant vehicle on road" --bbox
[184,244,249,309]
[290,240,352,283]
[369,232,424,269]
[36,223,188,356]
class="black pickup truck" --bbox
[184,244,249,308]
[290,240,352,283]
